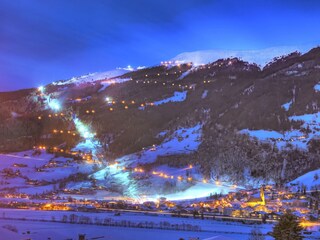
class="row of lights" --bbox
[144,70,182,78]
[37,113,66,120]
[52,129,77,136]
[110,163,214,184]
[85,110,95,114]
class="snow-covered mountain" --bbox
[171,46,311,67]
[52,68,132,86]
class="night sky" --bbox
[1,0,320,91]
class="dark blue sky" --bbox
[1,0,320,91]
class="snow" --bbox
[289,112,320,124]
[47,98,61,111]
[240,129,283,140]
[52,69,131,86]
[282,100,293,111]
[93,124,203,199]
[314,82,320,92]
[202,90,208,99]
[72,117,101,158]
[98,77,132,92]
[240,111,320,150]
[290,168,320,189]
[240,129,307,149]
[132,124,202,164]
[171,46,309,68]
[1,226,19,239]
[177,69,192,80]
[203,236,234,240]
[153,91,187,106]
[160,183,232,201]
[0,209,275,240]
[0,151,95,195]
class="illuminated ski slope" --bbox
[36,86,140,199]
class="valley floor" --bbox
[0,208,274,240]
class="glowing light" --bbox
[73,117,95,139]
[38,86,45,92]
[48,99,61,111]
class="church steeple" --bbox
[260,185,265,206]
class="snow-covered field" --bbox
[0,150,95,195]
[0,209,274,240]
[290,168,320,189]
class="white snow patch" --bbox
[171,46,309,68]
[290,169,320,189]
[202,90,208,99]
[240,111,320,150]
[98,77,132,92]
[153,91,187,106]
[314,82,320,92]
[282,100,293,111]
[177,69,192,80]
[159,183,232,201]
[121,124,202,165]
[52,69,130,86]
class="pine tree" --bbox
[272,211,303,240]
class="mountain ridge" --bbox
[0,46,320,197]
